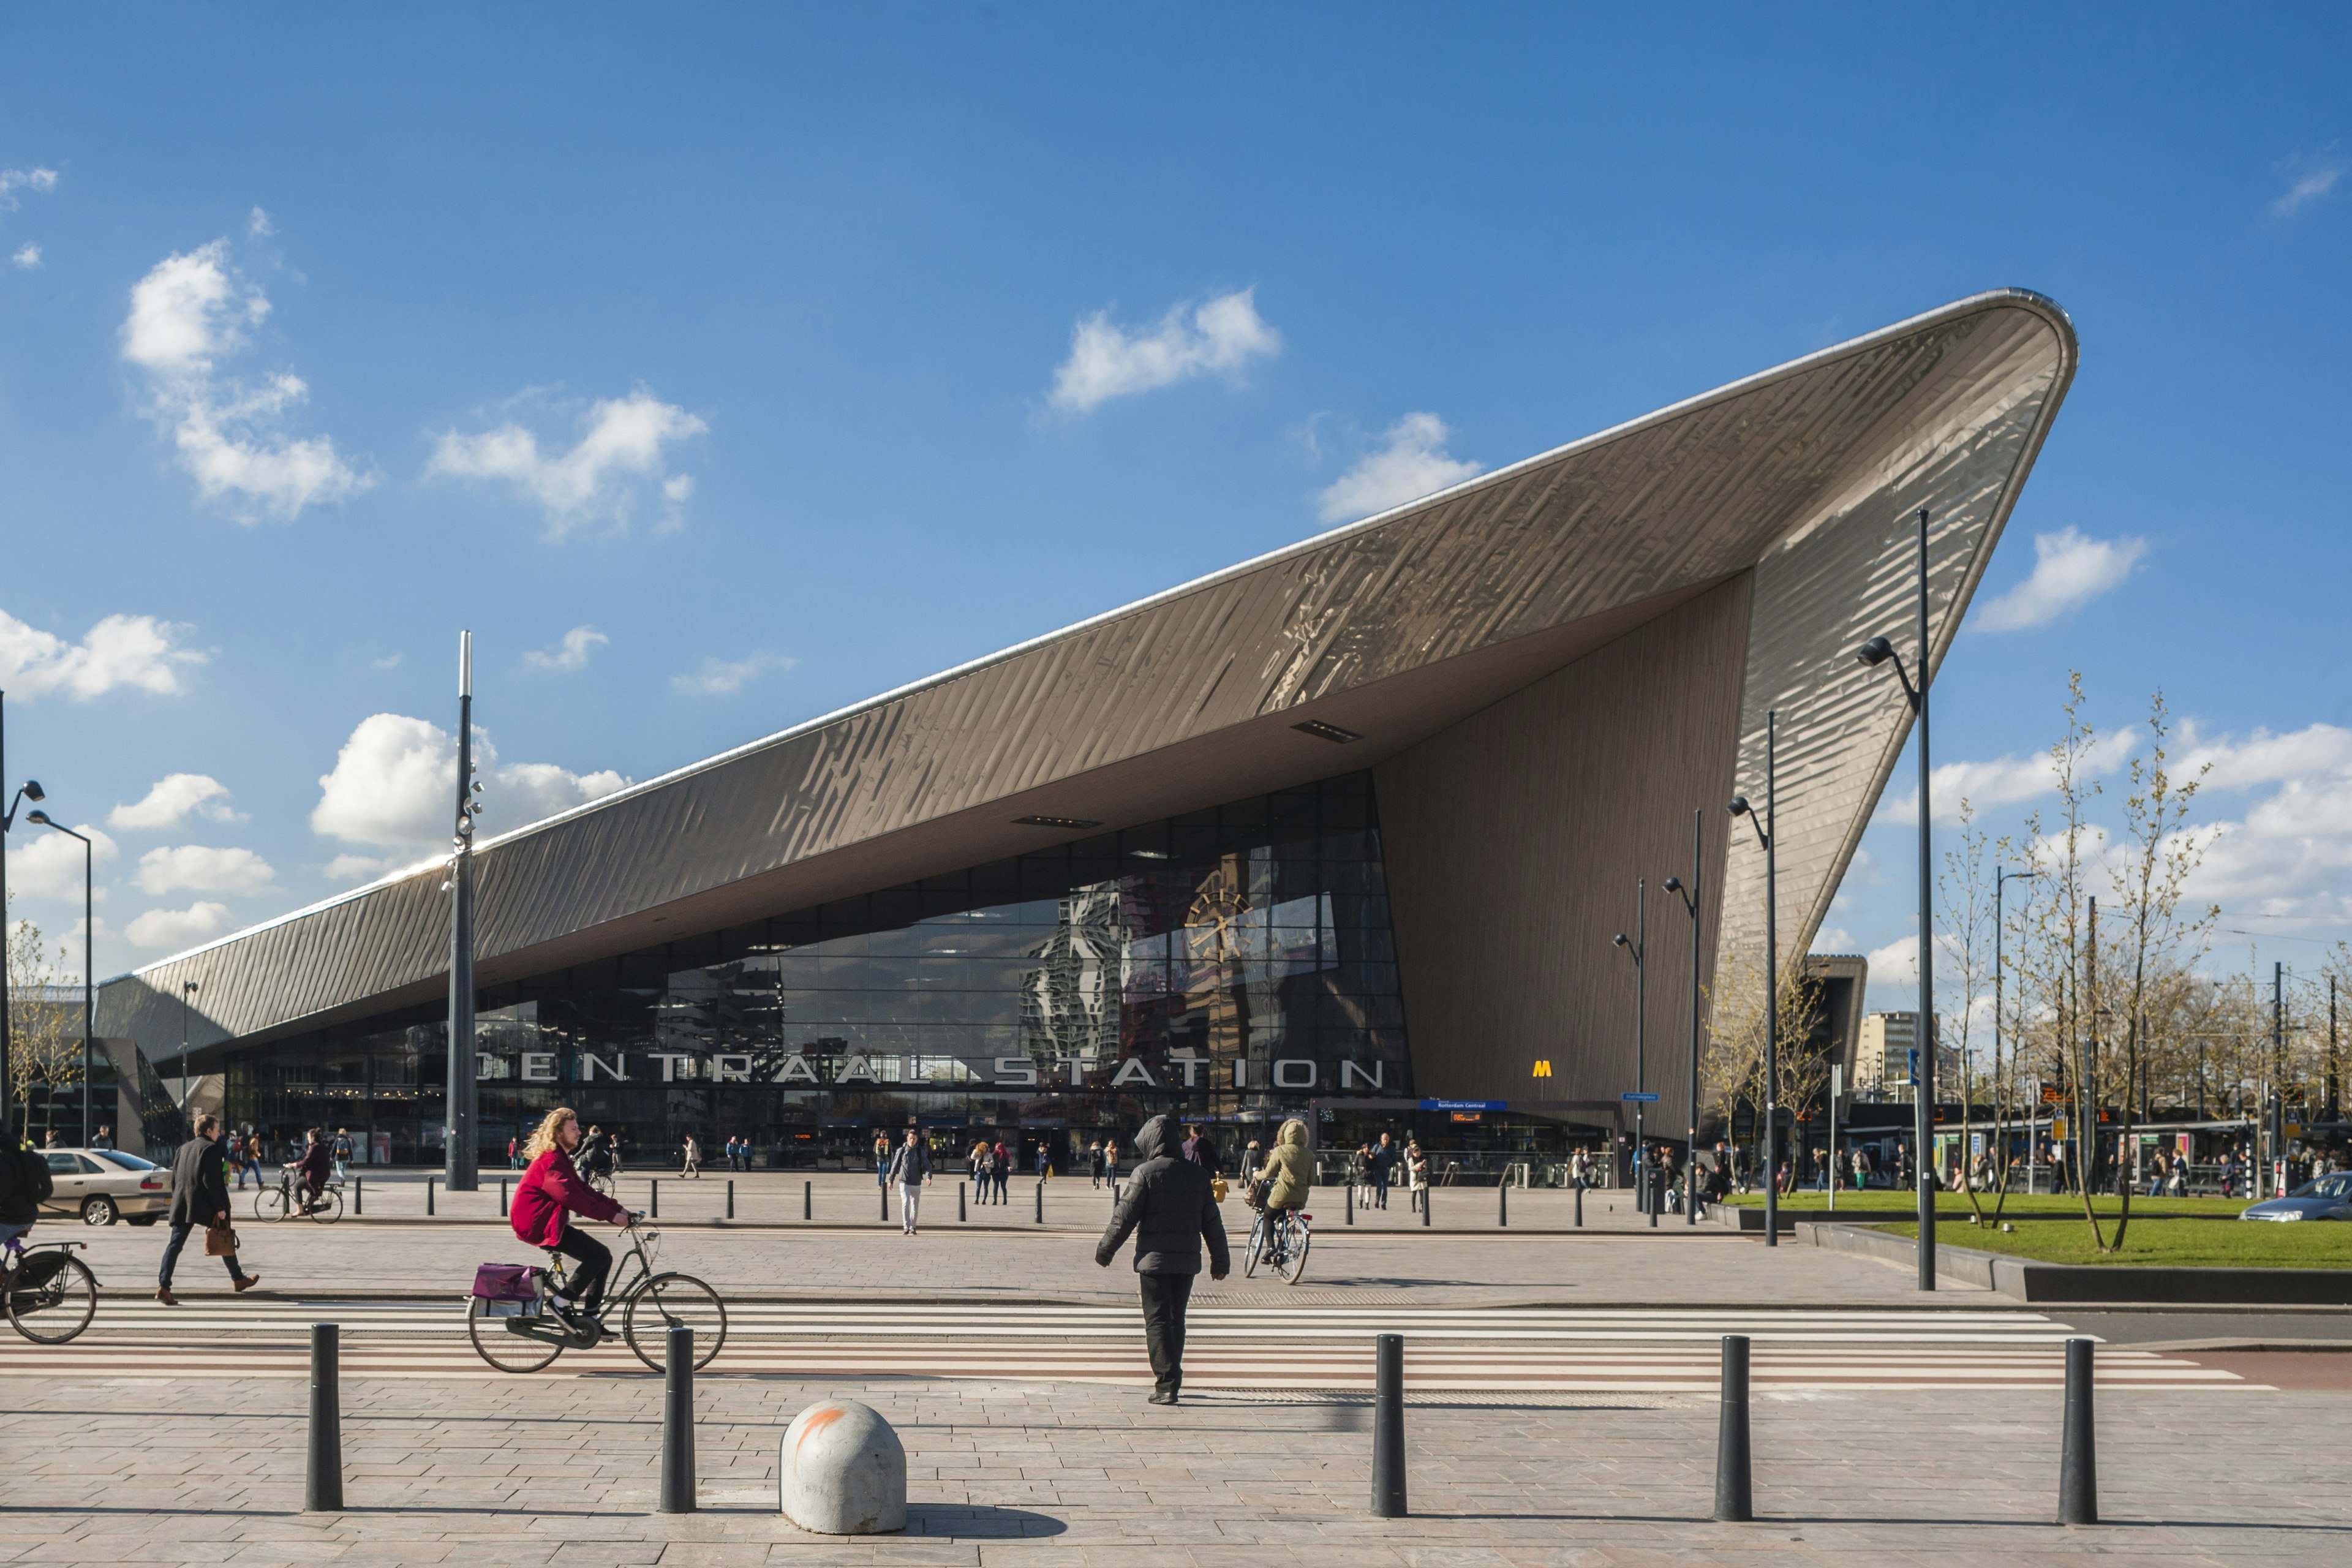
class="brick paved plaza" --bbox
[7,1175,2348,1565]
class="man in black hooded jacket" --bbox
[1096,1113,1228,1404]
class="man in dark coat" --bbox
[157,1113,259,1305]
[1096,1114,1229,1404]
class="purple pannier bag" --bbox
[472,1263,538,1302]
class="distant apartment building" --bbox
[1855,1011,1953,1098]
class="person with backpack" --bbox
[886,1129,932,1234]
[1096,1115,1229,1405]
[156,1114,259,1304]
[0,1136,53,1250]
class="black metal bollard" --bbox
[1035,1180,1044,1224]
[726,1180,734,1220]
[959,1182,967,1222]
[1574,1184,1583,1227]
[881,1183,889,1223]
[499,1179,509,1218]
[306,1322,343,1511]
[651,1177,660,1219]
[426,1177,435,1216]
[803,1179,812,1221]
[1371,1333,1406,1517]
[2059,1337,2098,1525]
[353,1176,362,1215]
[1346,1184,1354,1225]
[1499,1181,1508,1227]
[1713,1334,1752,1521]
[1421,1185,1431,1227]
[660,1324,695,1513]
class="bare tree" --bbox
[6,903,81,1125]
[1937,799,1995,1221]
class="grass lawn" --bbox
[1864,1214,2352,1268]
[1727,1191,2252,1219]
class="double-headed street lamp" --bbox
[1611,878,1652,1226]
[1664,807,1703,1226]
[1728,707,1778,1248]
[179,979,201,1110]
[24,809,93,1147]
[1856,505,1939,1291]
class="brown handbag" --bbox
[205,1222,239,1257]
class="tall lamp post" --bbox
[178,979,200,1107]
[445,630,483,1193]
[1856,505,1938,1291]
[1729,708,1779,1248]
[1,733,47,1144]
[1612,878,1651,1226]
[1664,808,1703,1226]
[25,810,92,1147]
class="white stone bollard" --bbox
[779,1400,907,1534]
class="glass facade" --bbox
[227,771,1414,1168]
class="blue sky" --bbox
[2,5,2348,1011]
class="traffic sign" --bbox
[1621,1091,1660,1103]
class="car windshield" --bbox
[91,1150,160,1171]
[2289,1174,2351,1199]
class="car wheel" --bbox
[81,1194,119,1226]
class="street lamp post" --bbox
[1995,865,2038,1191]
[1728,707,1779,1248]
[25,810,93,1147]
[1612,880,1651,1226]
[179,980,200,1107]
[1856,505,1939,1291]
[1665,808,1703,1226]
[445,631,482,1193]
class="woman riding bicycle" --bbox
[511,1107,631,1333]
[1255,1118,1313,1218]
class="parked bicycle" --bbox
[467,1218,726,1374]
[1243,1204,1312,1284]
[3,1234,97,1344]
[256,1166,344,1224]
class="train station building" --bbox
[96,291,2076,1171]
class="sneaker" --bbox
[233,1273,262,1293]
[154,1287,179,1306]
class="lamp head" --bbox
[1612,932,1630,948]
[20,780,42,802]
[24,809,51,826]
[1855,635,1894,668]
[1662,876,1683,893]
[1727,796,1751,818]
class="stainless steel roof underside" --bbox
[100,289,2075,1061]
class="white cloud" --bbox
[427,390,707,538]
[522,625,608,674]
[1047,288,1280,413]
[0,608,206,700]
[134,845,276,896]
[109,773,242,831]
[10,243,37,270]
[1879,728,2139,826]
[2165,722,2352,925]
[1314,413,1485,524]
[248,206,275,238]
[4,823,119,900]
[1868,933,1918,989]
[2272,166,2343,219]
[311,712,630,848]
[126,902,235,952]
[120,239,374,521]
[671,650,791,696]
[370,652,404,670]
[1973,527,2147,631]
[0,167,57,205]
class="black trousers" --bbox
[159,1220,246,1287]
[553,1225,613,1310]
[1138,1271,1194,1393]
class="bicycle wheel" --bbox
[1278,1220,1311,1284]
[308,1188,344,1224]
[622,1272,727,1371]
[255,1186,291,1223]
[1242,1213,1267,1278]
[467,1296,570,1373]
[7,1254,97,1344]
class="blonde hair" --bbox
[522,1107,578,1161]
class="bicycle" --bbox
[1243,1204,1313,1284]
[3,1233,97,1344]
[255,1167,344,1224]
[467,1219,726,1374]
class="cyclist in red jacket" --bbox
[511,1106,631,1332]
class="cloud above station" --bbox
[0,608,207,700]
[311,712,630,867]
[1315,412,1484,524]
[1972,527,2147,631]
[110,772,243,831]
[427,389,706,538]
[1048,288,1280,414]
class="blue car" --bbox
[2238,1171,2352,1221]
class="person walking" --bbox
[511,1107,633,1335]
[1036,1140,1052,1180]
[682,1135,703,1178]
[92,1125,114,1153]
[1368,1131,1396,1209]
[1088,1140,1106,1189]
[873,1132,891,1189]
[992,1139,1011,1203]
[1096,1114,1229,1405]
[331,1128,354,1182]
[157,1114,260,1304]
[887,1129,932,1234]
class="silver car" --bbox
[2239,1171,2352,1221]
[36,1148,172,1226]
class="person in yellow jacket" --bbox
[1255,1118,1314,1212]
